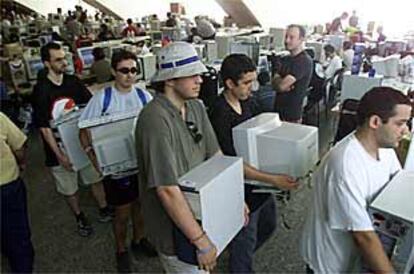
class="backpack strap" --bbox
[101,86,112,115]
[135,87,148,106]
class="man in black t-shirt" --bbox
[32,42,111,237]
[209,54,298,273]
[272,24,313,123]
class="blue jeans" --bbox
[1,178,34,273]
[229,196,277,273]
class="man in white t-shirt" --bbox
[79,50,156,272]
[342,41,354,72]
[301,86,412,273]
[322,44,343,79]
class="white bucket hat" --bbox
[151,42,207,82]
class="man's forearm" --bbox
[157,186,204,242]
[352,231,394,273]
[39,127,65,158]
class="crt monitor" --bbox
[150,31,162,42]
[232,113,319,179]
[26,58,45,80]
[78,47,95,69]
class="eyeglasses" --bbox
[186,121,203,144]
[116,67,139,75]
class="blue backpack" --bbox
[101,86,148,115]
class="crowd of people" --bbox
[1,4,413,274]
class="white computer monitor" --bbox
[233,113,319,179]
[138,54,156,81]
[25,57,44,80]
[78,111,139,176]
[150,31,162,42]
[230,41,260,65]
[372,54,400,78]
[77,47,95,69]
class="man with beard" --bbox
[32,42,110,238]
[301,87,411,273]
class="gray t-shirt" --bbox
[135,94,220,255]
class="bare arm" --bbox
[39,127,72,170]
[79,128,100,172]
[157,185,217,271]
[272,73,297,93]
[352,231,394,273]
[244,163,298,190]
[12,142,27,170]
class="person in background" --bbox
[165,12,177,27]
[342,41,355,72]
[73,50,84,76]
[122,18,139,37]
[376,26,386,43]
[90,47,112,83]
[251,71,276,113]
[97,23,115,41]
[322,44,343,79]
[0,112,34,273]
[329,12,348,34]
[301,87,411,273]
[135,23,146,36]
[348,10,359,28]
[272,24,313,123]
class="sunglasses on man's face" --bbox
[116,67,139,75]
[186,121,203,144]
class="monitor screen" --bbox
[78,48,94,68]
[151,31,162,41]
[27,59,44,80]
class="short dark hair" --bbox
[357,87,411,126]
[127,18,132,25]
[257,71,270,86]
[287,24,306,38]
[41,42,62,62]
[92,47,105,60]
[150,81,165,94]
[343,41,353,50]
[323,44,335,54]
[221,54,256,90]
[111,49,138,70]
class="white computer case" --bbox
[178,155,244,255]
[369,170,414,273]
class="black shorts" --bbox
[103,174,139,206]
